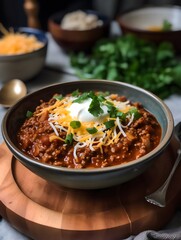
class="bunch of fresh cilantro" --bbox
[70,34,181,99]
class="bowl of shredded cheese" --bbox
[0,26,48,82]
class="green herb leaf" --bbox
[26,110,33,118]
[162,19,172,31]
[72,89,80,97]
[128,107,142,120]
[107,104,118,118]
[88,96,104,117]
[70,121,81,129]
[70,34,181,99]
[53,94,63,101]
[65,133,73,145]
[73,91,94,103]
[104,120,115,129]
[97,95,106,102]
[86,127,98,134]
[116,111,127,121]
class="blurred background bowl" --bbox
[117,6,181,52]
[2,80,174,189]
[48,10,110,52]
[0,27,48,83]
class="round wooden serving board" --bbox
[0,137,181,240]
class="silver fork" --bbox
[145,122,181,208]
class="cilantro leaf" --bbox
[70,34,181,99]
[73,91,94,103]
[104,120,115,129]
[72,89,80,97]
[128,107,142,120]
[53,94,63,101]
[162,19,172,31]
[107,104,118,118]
[88,96,104,117]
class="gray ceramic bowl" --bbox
[2,80,174,189]
[0,27,48,83]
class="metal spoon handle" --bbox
[159,149,181,194]
[158,122,181,194]
[145,122,181,207]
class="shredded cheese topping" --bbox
[36,92,140,159]
[0,33,44,55]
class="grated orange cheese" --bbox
[0,33,44,55]
[37,94,136,159]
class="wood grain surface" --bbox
[0,136,181,240]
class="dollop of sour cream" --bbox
[68,98,108,122]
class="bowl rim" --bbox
[0,27,48,60]
[2,80,174,173]
[117,5,181,34]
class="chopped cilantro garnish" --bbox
[128,107,142,120]
[97,95,106,102]
[72,89,80,97]
[53,94,63,101]
[65,133,73,145]
[104,120,115,129]
[88,95,104,117]
[86,127,98,134]
[162,19,172,31]
[26,110,33,118]
[117,111,127,121]
[73,91,94,103]
[70,121,81,129]
[107,104,118,118]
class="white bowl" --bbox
[117,6,181,52]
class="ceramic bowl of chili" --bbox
[2,80,174,189]
[117,6,181,53]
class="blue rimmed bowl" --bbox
[0,27,48,83]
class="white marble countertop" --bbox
[0,31,181,240]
